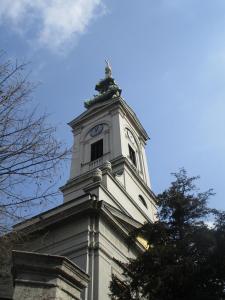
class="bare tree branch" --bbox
[0,53,69,232]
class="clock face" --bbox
[90,124,104,137]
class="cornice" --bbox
[68,97,149,141]
[12,250,89,290]
[13,196,146,242]
[61,155,157,208]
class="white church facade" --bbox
[7,64,157,300]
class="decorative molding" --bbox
[68,98,149,141]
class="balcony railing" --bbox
[89,157,103,170]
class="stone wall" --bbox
[12,251,89,300]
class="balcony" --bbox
[89,157,103,170]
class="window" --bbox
[91,139,103,161]
[139,195,147,208]
[129,144,136,166]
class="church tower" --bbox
[62,62,156,224]
[13,64,157,300]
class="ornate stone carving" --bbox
[92,168,102,182]
[84,62,122,109]
[103,161,112,172]
[105,60,112,78]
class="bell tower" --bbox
[14,64,157,300]
[63,63,155,223]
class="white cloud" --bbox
[0,0,105,53]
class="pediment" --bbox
[68,97,117,128]
[69,97,149,140]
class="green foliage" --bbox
[110,169,225,300]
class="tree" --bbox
[110,169,225,300]
[0,53,68,233]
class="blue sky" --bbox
[1,0,225,211]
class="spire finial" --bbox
[105,59,112,78]
[84,60,122,109]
